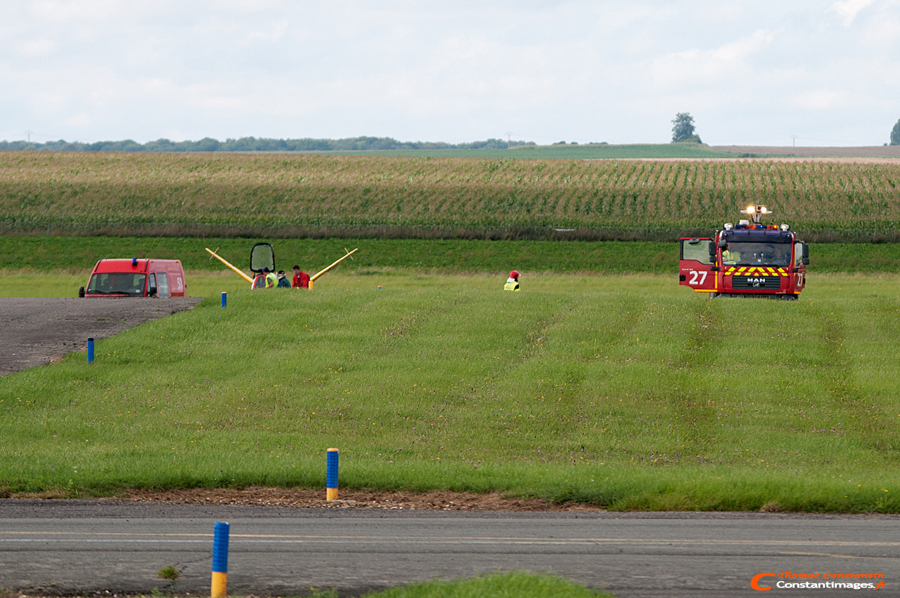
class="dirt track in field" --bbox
[0,297,202,375]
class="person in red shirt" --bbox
[292,264,310,289]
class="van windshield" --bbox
[87,273,146,296]
[721,242,791,267]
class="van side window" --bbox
[158,272,170,297]
[148,273,156,296]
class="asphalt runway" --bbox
[1,501,898,597]
[0,297,202,375]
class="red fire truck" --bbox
[679,205,809,300]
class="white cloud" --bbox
[651,29,777,90]
[2,1,900,145]
[858,4,900,47]
[15,38,56,57]
[829,0,875,26]
[788,89,855,110]
[29,0,125,23]
[64,112,93,128]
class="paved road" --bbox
[1,501,898,597]
[0,297,202,375]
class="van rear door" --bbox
[679,238,717,293]
[170,270,185,296]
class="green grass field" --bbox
[2,269,899,512]
[2,237,900,289]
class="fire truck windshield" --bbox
[721,242,791,267]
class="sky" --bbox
[2,0,899,147]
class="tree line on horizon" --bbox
[0,136,535,153]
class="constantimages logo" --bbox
[751,572,887,591]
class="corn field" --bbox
[2,152,899,240]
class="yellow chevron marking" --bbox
[724,266,790,277]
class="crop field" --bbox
[2,152,900,240]
[2,272,900,512]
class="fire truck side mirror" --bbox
[801,244,809,259]
[707,241,716,258]
[78,286,85,298]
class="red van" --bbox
[80,258,186,298]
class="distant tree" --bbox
[0,135,538,153]
[193,137,221,152]
[671,112,701,143]
[891,119,900,145]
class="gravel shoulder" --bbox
[0,297,202,375]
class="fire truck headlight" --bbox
[759,206,769,214]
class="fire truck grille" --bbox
[732,276,782,290]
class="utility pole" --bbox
[505,131,512,149]
[25,130,33,143]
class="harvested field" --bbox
[713,145,900,159]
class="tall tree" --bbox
[671,112,698,143]
[891,119,900,145]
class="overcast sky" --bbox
[2,0,899,146]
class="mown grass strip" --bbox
[2,273,899,512]
[2,236,900,281]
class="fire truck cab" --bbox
[679,205,809,299]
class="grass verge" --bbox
[0,571,615,598]
[361,571,614,597]
[2,236,900,284]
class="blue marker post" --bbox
[221,291,227,308]
[211,521,229,598]
[87,337,94,364]
[327,448,339,501]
